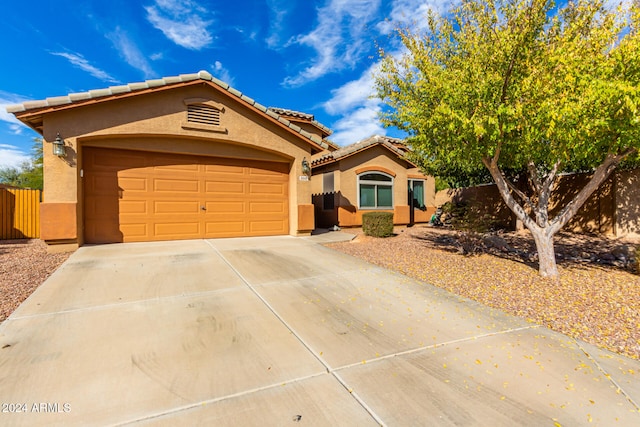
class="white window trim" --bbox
[358,171,394,210]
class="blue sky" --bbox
[0,0,452,168]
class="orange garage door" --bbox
[84,147,289,243]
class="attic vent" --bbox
[187,104,220,126]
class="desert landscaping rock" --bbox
[328,226,640,360]
[0,239,70,322]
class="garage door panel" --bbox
[120,200,148,214]
[249,183,286,195]
[203,164,246,175]
[250,220,288,233]
[249,202,286,214]
[249,169,288,178]
[154,200,201,214]
[119,177,147,192]
[120,224,148,240]
[154,163,199,173]
[84,147,289,243]
[153,178,200,193]
[205,181,245,194]
[87,175,121,195]
[90,151,143,170]
[154,222,201,238]
[204,221,246,236]
[84,195,119,217]
[205,201,245,214]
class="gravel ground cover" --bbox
[0,239,71,322]
[327,226,640,360]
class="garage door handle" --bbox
[200,206,206,211]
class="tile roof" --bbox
[312,135,415,167]
[267,107,314,120]
[267,107,333,137]
[6,70,332,151]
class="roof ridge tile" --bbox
[5,70,330,151]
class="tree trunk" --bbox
[482,149,636,277]
[529,227,558,277]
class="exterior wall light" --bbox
[52,133,66,158]
[301,157,311,177]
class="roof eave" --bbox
[7,71,329,152]
[313,139,417,168]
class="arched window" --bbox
[358,172,394,209]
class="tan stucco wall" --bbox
[311,146,435,228]
[40,82,316,243]
[338,146,411,208]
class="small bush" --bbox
[362,212,394,237]
[636,246,640,274]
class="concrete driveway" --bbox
[1,234,639,426]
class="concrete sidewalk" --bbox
[0,234,638,426]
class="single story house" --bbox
[7,71,435,250]
[311,135,436,228]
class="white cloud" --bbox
[265,0,290,49]
[321,63,387,145]
[0,92,29,135]
[210,61,235,87]
[107,28,156,79]
[377,0,453,35]
[320,1,453,145]
[329,106,387,146]
[323,64,377,115]
[50,51,119,83]
[8,124,22,135]
[0,143,29,169]
[145,0,213,50]
[1,93,41,168]
[283,0,382,87]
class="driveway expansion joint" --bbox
[5,286,242,321]
[575,340,640,412]
[204,239,387,426]
[113,371,330,426]
[331,324,542,373]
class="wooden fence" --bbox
[1,187,41,239]
[435,169,640,237]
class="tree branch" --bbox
[500,52,518,105]
[504,179,535,211]
[482,156,537,231]
[549,148,636,234]
[493,141,502,164]
[535,160,561,227]
[527,161,542,194]
[542,160,561,195]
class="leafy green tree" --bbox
[375,0,640,277]
[21,139,43,190]
[0,138,43,190]
[0,166,22,187]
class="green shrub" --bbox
[362,212,394,237]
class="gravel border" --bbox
[0,239,71,322]
[327,226,640,360]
